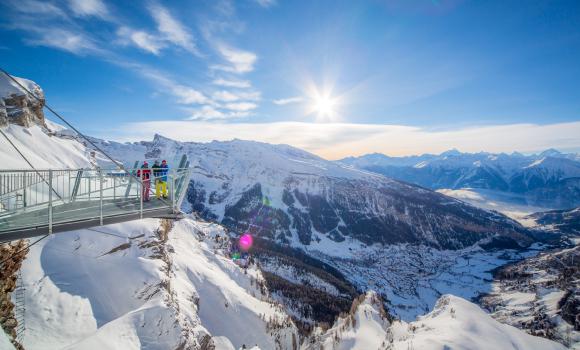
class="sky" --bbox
[1,0,579,159]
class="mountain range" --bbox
[340,149,580,209]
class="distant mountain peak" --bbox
[440,148,462,156]
[539,148,563,157]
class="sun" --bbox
[313,95,336,117]
[307,88,339,121]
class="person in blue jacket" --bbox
[153,159,169,199]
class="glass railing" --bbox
[0,167,191,234]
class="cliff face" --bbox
[0,240,28,350]
[0,75,46,128]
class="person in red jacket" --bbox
[137,161,151,202]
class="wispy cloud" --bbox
[136,67,210,105]
[213,90,261,102]
[148,3,199,55]
[7,0,66,17]
[213,43,257,74]
[223,102,258,111]
[67,0,109,18]
[3,0,262,122]
[273,96,303,105]
[4,0,103,55]
[254,0,277,8]
[187,106,250,121]
[23,27,101,55]
[212,78,251,88]
[116,26,166,55]
[112,121,580,160]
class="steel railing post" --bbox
[139,176,143,219]
[22,171,27,208]
[99,169,104,226]
[48,169,53,234]
[171,171,176,213]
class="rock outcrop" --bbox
[0,240,28,350]
[0,75,46,128]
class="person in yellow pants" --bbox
[152,160,169,199]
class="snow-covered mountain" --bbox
[526,207,580,237]
[481,245,579,349]
[304,292,565,350]
[15,217,299,350]
[2,215,563,350]
[340,150,580,209]
[89,134,568,326]
[95,134,535,251]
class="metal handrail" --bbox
[0,167,191,234]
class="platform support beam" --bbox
[48,169,53,234]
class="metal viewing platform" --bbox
[0,165,191,242]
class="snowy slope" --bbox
[306,293,566,350]
[19,216,298,350]
[0,75,41,99]
[0,330,16,350]
[94,134,534,251]
[303,292,391,350]
[0,123,93,169]
[481,245,580,349]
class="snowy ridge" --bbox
[19,217,299,350]
[91,134,535,251]
[0,124,94,169]
[305,292,565,350]
[0,75,42,100]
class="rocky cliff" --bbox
[0,75,46,128]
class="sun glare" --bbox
[314,95,335,117]
[307,86,340,122]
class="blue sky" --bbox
[1,0,579,158]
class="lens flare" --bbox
[239,233,253,251]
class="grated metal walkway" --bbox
[0,165,191,242]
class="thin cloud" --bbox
[254,0,277,8]
[223,102,258,111]
[7,0,66,18]
[148,3,199,55]
[23,27,100,55]
[187,106,250,121]
[212,78,251,88]
[68,0,109,18]
[137,68,210,105]
[4,0,103,55]
[273,96,303,105]
[213,90,261,102]
[213,43,257,74]
[111,121,580,160]
[117,27,166,55]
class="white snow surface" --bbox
[0,124,92,169]
[306,293,566,350]
[19,217,297,350]
[0,331,16,350]
[0,75,42,99]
